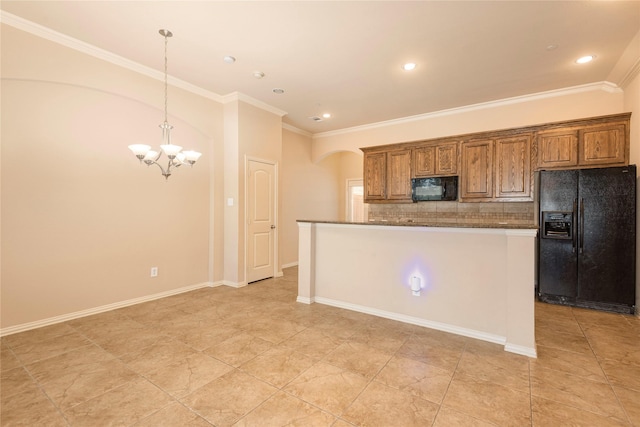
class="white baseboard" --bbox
[1,282,213,337]
[221,280,247,288]
[312,296,535,357]
[505,343,538,358]
[296,296,314,304]
[314,296,505,345]
[281,262,299,269]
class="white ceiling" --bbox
[2,1,639,134]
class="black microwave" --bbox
[411,176,458,202]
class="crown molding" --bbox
[312,81,623,140]
[1,11,288,119]
[221,92,288,117]
[282,123,312,137]
[4,11,630,136]
[1,11,225,103]
[618,57,640,89]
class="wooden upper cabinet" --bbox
[579,122,627,167]
[537,129,578,169]
[495,134,532,200]
[386,149,412,200]
[363,149,412,202]
[413,142,458,177]
[361,113,630,204]
[460,139,493,200]
[363,151,386,201]
[536,115,629,171]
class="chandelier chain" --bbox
[163,32,168,123]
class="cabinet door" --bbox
[495,134,532,200]
[579,123,626,167]
[436,143,458,175]
[460,139,493,200]
[413,146,436,177]
[363,152,386,201]
[537,129,578,169]
[413,142,458,177]
[387,150,412,200]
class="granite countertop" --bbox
[296,219,538,230]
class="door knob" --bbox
[270,225,276,229]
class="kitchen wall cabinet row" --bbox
[361,113,630,203]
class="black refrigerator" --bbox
[538,165,636,314]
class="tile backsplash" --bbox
[367,201,536,226]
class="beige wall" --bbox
[312,86,625,161]
[223,98,285,285]
[337,152,364,221]
[628,75,640,163]
[308,150,364,224]
[223,101,240,284]
[236,101,283,283]
[1,24,223,329]
[0,22,322,329]
[280,129,341,267]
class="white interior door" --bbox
[247,159,276,283]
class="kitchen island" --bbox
[297,220,538,357]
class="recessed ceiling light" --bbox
[309,116,323,122]
[223,55,236,64]
[272,88,285,94]
[402,63,417,71]
[322,113,331,119]
[253,71,265,79]
[576,55,595,64]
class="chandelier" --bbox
[128,29,202,180]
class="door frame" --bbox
[345,178,367,222]
[244,156,279,283]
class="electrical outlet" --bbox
[150,267,158,277]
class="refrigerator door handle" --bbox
[572,198,577,253]
[579,198,585,254]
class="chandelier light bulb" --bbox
[128,144,151,160]
[144,150,159,160]
[160,144,183,159]
[183,150,203,165]
[143,150,159,165]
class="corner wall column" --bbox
[505,229,538,357]
[296,222,316,304]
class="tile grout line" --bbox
[528,354,534,427]
[4,344,73,427]
[3,273,638,426]
[572,309,636,426]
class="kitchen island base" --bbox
[297,221,538,358]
